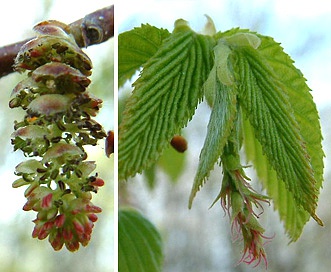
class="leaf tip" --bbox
[188,192,195,209]
[312,213,324,226]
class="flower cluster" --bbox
[10,20,106,251]
[218,167,272,268]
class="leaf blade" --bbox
[257,35,324,191]
[119,25,214,179]
[118,24,171,87]
[237,46,318,216]
[189,79,237,208]
[242,118,310,241]
[118,209,163,272]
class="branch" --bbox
[0,5,114,78]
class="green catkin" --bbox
[10,20,107,252]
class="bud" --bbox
[170,135,187,153]
[105,130,114,157]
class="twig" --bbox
[0,5,114,78]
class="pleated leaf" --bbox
[189,77,237,208]
[119,24,170,87]
[119,209,163,272]
[119,20,214,179]
[234,39,322,226]
[242,119,310,241]
[257,34,324,192]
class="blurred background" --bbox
[118,0,331,271]
[0,1,114,271]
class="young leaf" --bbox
[189,79,237,208]
[257,34,324,192]
[119,20,214,180]
[118,209,163,272]
[119,24,170,87]
[242,118,310,241]
[231,36,323,223]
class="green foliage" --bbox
[158,145,186,182]
[142,145,186,189]
[242,119,311,241]
[119,20,214,179]
[118,209,163,272]
[118,24,170,87]
[119,18,324,265]
[189,81,237,208]
[236,33,324,239]
[236,41,317,214]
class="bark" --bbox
[0,5,114,78]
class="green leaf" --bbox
[189,78,237,208]
[119,24,170,87]
[257,34,324,192]
[119,20,214,180]
[143,164,157,190]
[218,30,325,240]
[118,208,163,272]
[159,146,186,182]
[143,144,186,189]
[235,44,319,216]
[242,118,310,241]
